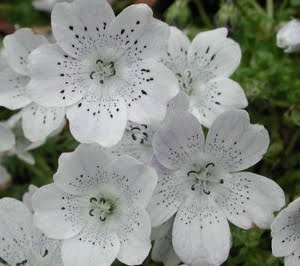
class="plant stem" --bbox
[192,0,213,28]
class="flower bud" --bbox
[276,19,300,53]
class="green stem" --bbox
[192,0,213,28]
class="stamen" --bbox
[100,216,106,222]
[90,197,97,203]
[89,209,95,217]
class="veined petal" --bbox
[162,26,190,74]
[153,111,205,170]
[172,195,231,266]
[32,184,84,239]
[0,65,31,110]
[108,155,157,208]
[190,78,248,128]
[188,28,241,82]
[0,124,15,152]
[205,110,269,172]
[271,198,300,257]
[54,144,113,195]
[66,93,127,147]
[3,28,48,75]
[22,103,66,142]
[62,227,120,266]
[27,43,87,107]
[213,172,285,229]
[118,59,179,125]
[52,0,115,58]
[117,206,151,265]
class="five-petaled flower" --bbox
[0,197,63,266]
[27,0,179,147]
[0,28,66,142]
[161,27,248,127]
[32,144,158,266]
[148,109,285,265]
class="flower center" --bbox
[176,69,193,95]
[88,197,115,222]
[129,124,150,144]
[89,59,116,85]
[187,162,225,195]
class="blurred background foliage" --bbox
[0,0,300,265]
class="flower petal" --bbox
[104,121,154,164]
[117,206,151,265]
[62,227,120,266]
[27,43,87,107]
[118,59,179,124]
[0,124,15,152]
[271,198,300,257]
[108,155,157,208]
[190,77,248,127]
[54,144,113,195]
[147,157,187,226]
[153,111,205,170]
[162,26,190,74]
[213,172,285,229]
[108,4,152,51]
[188,28,241,82]
[22,103,65,142]
[284,245,300,266]
[52,0,115,58]
[151,218,181,266]
[67,93,127,147]
[32,184,84,239]
[205,110,269,172]
[0,198,32,266]
[0,65,31,110]
[0,166,11,190]
[3,28,48,75]
[172,195,231,266]
[167,91,190,114]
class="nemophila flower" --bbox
[106,92,189,164]
[0,198,63,266]
[27,0,179,147]
[0,113,44,165]
[271,198,300,266]
[161,27,248,127]
[151,217,181,266]
[277,19,300,53]
[0,28,66,142]
[32,144,157,266]
[148,109,285,265]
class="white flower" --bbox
[0,28,66,142]
[151,217,181,266]
[148,109,285,266]
[32,143,157,266]
[277,19,300,53]
[0,113,44,165]
[0,197,63,266]
[23,184,38,212]
[33,0,73,12]
[105,92,189,164]
[161,27,248,127]
[271,198,300,266]
[27,0,179,147]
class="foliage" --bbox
[0,0,300,265]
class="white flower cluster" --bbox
[0,0,295,265]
